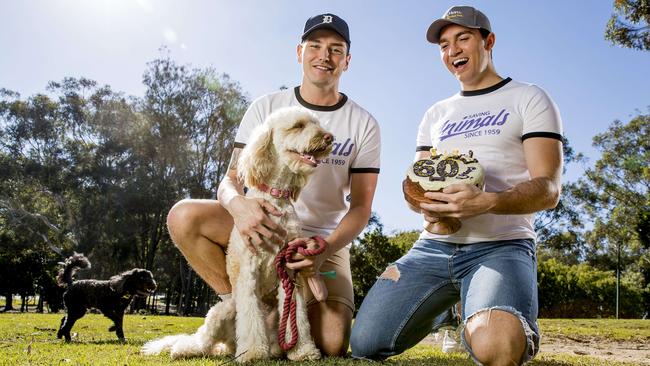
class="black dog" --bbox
[56,253,157,341]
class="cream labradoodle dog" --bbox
[142,106,333,362]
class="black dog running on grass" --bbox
[56,253,157,341]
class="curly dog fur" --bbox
[142,106,333,362]
[56,253,157,341]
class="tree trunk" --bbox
[178,258,187,315]
[183,270,194,315]
[3,294,14,311]
[164,287,171,315]
[37,293,44,313]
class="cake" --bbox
[403,149,484,234]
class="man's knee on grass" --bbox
[464,308,528,366]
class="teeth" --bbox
[452,58,468,66]
[300,153,317,164]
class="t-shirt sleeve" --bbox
[521,86,563,141]
[350,116,381,173]
[416,109,434,151]
[234,99,265,147]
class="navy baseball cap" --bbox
[426,5,491,44]
[301,13,351,48]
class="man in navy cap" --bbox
[166,13,380,356]
[352,5,562,365]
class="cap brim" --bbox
[426,19,481,44]
[301,24,350,45]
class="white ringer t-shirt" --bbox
[416,78,563,243]
[235,87,381,237]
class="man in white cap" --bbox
[166,13,380,356]
[351,5,562,365]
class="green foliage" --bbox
[605,0,650,51]
[388,230,420,253]
[536,137,589,263]
[350,216,409,309]
[538,258,645,318]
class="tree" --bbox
[350,214,408,309]
[137,52,248,313]
[535,137,588,264]
[605,0,650,51]
[569,110,650,316]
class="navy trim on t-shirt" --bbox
[350,167,380,174]
[460,77,512,97]
[416,145,433,152]
[521,132,563,141]
[294,86,348,111]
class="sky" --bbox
[1,0,649,234]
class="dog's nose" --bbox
[323,133,333,144]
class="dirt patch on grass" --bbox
[422,333,649,365]
[540,334,649,365]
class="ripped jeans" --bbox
[350,238,539,364]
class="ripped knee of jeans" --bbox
[378,264,400,282]
[464,306,537,365]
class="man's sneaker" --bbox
[441,329,465,354]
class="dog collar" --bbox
[257,183,292,199]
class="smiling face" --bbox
[298,29,350,89]
[438,24,497,90]
[272,108,333,174]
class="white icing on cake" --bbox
[406,149,484,192]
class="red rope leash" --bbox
[274,235,328,351]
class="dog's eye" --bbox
[291,121,306,130]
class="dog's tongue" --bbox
[300,153,318,166]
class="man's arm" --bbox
[421,137,562,218]
[217,147,285,254]
[217,147,246,206]
[489,137,562,213]
[325,172,378,252]
[285,172,378,276]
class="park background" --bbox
[0,0,648,318]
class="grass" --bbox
[0,312,646,366]
[539,318,650,341]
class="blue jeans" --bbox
[351,238,539,364]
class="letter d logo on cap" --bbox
[322,15,333,23]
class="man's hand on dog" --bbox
[230,196,287,255]
[284,237,330,301]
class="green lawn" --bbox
[0,312,646,365]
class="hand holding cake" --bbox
[402,148,485,234]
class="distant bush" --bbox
[538,258,645,318]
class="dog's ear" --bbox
[109,270,133,293]
[239,123,276,188]
[291,186,301,201]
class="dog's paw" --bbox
[237,344,270,363]
[210,342,235,357]
[269,341,283,358]
[287,343,321,361]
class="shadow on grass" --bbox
[58,338,148,346]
